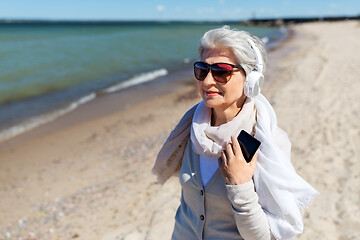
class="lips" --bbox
[204,90,222,96]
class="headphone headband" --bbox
[244,38,265,98]
[247,39,263,73]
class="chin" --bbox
[202,98,223,109]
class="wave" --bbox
[0,68,168,143]
[101,68,168,94]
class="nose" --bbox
[202,70,217,86]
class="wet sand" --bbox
[0,21,359,239]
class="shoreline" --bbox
[0,26,288,149]
[1,20,359,239]
[0,66,194,150]
[0,66,193,146]
[0,23,286,145]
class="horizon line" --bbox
[0,14,359,24]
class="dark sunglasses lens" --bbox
[194,62,209,80]
[211,63,233,83]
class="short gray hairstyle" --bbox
[198,25,267,76]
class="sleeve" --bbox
[226,180,272,240]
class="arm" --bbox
[226,181,271,240]
[219,136,271,240]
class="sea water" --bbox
[0,21,287,142]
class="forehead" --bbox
[201,47,237,65]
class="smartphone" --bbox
[237,130,261,163]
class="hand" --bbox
[218,136,258,185]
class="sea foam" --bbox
[102,68,168,94]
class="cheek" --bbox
[226,80,244,99]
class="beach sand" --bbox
[0,20,359,239]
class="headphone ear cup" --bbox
[244,71,264,97]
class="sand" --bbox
[0,20,359,240]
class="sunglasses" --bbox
[193,61,243,83]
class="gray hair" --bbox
[198,25,267,76]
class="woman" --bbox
[152,26,318,240]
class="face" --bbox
[198,47,246,112]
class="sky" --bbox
[0,0,359,21]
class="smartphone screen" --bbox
[237,130,261,163]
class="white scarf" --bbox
[190,94,319,240]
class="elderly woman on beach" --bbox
[152,26,318,240]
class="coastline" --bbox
[0,25,286,145]
[1,20,359,239]
[0,66,195,151]
[0,66,193,147]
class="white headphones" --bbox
[244,39,264,98]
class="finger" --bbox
[230,136,243,159]
[225,142,234,159]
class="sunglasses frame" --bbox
[193,61,244,83]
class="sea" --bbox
[0,21,287,143]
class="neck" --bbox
[211,96,247,126]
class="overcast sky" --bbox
[1,0,359,21]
